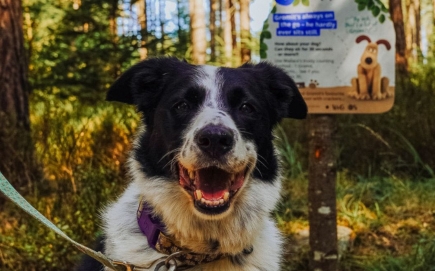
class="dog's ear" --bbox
[356,35,371,44]
[249,62,308,120]
[376,39,392,50]
[106,57,188,111]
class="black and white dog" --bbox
[78,58,306,271]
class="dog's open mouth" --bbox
[178,164,246,215]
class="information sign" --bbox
[261,0,396,114]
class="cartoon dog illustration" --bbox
[349,35,392,100]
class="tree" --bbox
[239,0,250,63]
[0,0,35,190]
[159,0,166,54]
[405,0,421,61]
[136,0,148,60]
[190,0,206,64]
[223,0,233,66]
[433,0,435,30]
[229,0,238,65]
[389,0,408,74]
[210,0,218,62]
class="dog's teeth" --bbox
[188,170,195,180]
[219,199,224,205]
[200,198,207,205]
[223,192,229,201]
[230,174,235,182]
[195,190,202,200]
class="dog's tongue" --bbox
[195,167,230,200]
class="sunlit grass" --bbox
[0,96,140,270]
[275,166,435,271]
[1,80,435,270]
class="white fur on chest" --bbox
[102,159,283,271]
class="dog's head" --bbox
[356,35,392,70]
[107,57,307,219]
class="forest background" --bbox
[1,0,435,270]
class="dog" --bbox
[349,35,392,100]
[76,57,307,271]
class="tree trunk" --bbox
[229,0,239,66]
[239,0,250,63]
[308,115,338,271]
[433,0,435,30]
[109,0,118,38]
[176,0,188,56]
[223,0,233,66]
[109,0,120,78]
[210,0,217,62]
[149,0,158,53]
[189,0,206,64]
[159,0,165,55]
[389,0,408,74]
[415,0,421,51]
[0,0,35,190]
[136,0,148,60]
[404,0,420,61]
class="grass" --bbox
[0,96,139,270]
[1,72,435,270]
[275,162,435,271]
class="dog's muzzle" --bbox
[177,120,252,216]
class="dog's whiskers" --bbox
[246,160,263,178]
[162,153,180,171]
[256,154,269,170]
[158,148,181,164]
[239,128,254,137]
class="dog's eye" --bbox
[174,101,190,112]
[239,103,255,114]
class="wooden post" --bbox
[308,115,338,271]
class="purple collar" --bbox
[136,200,165,249]
[136,199,254,267]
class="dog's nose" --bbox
[195,125,234,158]
[365,57,373,65]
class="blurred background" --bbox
[1,0,435,270]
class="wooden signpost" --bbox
[262,1,396,270]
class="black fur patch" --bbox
[230,253,247,266]
[208,239,220,252]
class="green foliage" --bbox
[0,96,138,270]
[2,0,435,270]
[273,56,435,270]
[292,0,310,7]
[24,0,193,104]
[275,170,435,271]
[275,125,304,180]
[337,73,435,179]
[25,0,136,103]
[354,0,389,23]
[259,5,276,59]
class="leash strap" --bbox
[0,172,125,271]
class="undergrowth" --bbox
[1,68,435,270]
[274,67,435,270]
[0,95,138,270]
